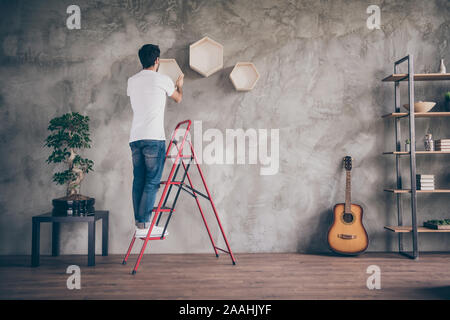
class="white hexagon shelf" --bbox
[189,36,223,77]
[158,59,183,84]
[229,62,260,91]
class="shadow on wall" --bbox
[217,66,237,94]
[299,208,334,253]
[184,64,236,94]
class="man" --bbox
[127,44,184,237]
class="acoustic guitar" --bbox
[327,156,368,255]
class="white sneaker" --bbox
[135,226,169,238]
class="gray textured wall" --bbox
[0,0,449,255]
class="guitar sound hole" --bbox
[343,213,354,224]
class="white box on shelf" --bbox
[189,36,223,77]
[158,59,183,84]
[229,62,260,91]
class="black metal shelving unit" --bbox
[382,54,450,260]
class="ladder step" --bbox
[137,236,166,240]
[160,181,182,185]
[166,155,193,159]
[152,206,174,212]
[135,226,169,239]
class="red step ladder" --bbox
[122,120,236,274]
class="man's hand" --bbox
[170,74,184,103]
[176,74,184,89]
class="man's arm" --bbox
[170,74,184,103]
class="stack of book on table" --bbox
[416,174,434,190]
[435,139,450,151]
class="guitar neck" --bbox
[344,170,351,213]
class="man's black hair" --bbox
[138,44,160,69]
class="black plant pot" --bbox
[52,195,95,216]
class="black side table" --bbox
[31,210,109,267]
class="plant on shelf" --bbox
[405,138,410,152]
[445,92,450,107]
[45,112,94,200]
[426,219,450,225]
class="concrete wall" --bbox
[0,0,449,255]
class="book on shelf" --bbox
[416,174,434,179]
[417,180,435,184]
[416,182,435,186]
[417,186,435,190]
[417,185,435,189]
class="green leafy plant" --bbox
[45,112,94,197]
[445,92,450,103]
[426,219,450,226]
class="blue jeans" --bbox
[130,140,166,224]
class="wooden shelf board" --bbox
[382,73,450,82]
[384,189,450,194]
[416,151,450,154]
[385,226,450,233]
[383,151,410,155]
[383,151,450,155]
[382,112,450,119]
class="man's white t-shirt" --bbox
[127,70,175,142]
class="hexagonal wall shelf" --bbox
[189,36,223,77]
[229,62,260,91]
[158,59,183,84]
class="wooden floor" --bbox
[0,253,449,299]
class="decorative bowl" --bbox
[403,101,436,113]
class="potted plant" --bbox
[424,219,450,230]
[445,92,450,109]
[45,112,95,215]
[405,139,410,152]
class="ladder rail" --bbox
[122,232,136,265]
[157,141,193,227]
[180,159,220,257]
[156,161,181,226]
[165,120,191,158]
[160,160,191,239]
[189,141,236,264]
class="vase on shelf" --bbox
[424,134,434,151]
[439,59,446,74]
